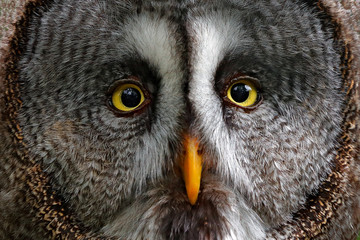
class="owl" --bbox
[0,0,359,239]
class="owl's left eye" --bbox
[224,77,262,110]
[108,80,150,115]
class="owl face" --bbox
[18,0,343,239]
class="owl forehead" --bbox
[123,12,185,88]
[97,1,333,86]
[124,7,244,82]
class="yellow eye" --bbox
[226,79,258,107]
[111,83,145,112]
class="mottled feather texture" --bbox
[0,0,359,239]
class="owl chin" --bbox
[99,135,266,239]
[101,175,266,240]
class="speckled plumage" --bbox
[0,0,359,239]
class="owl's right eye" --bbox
[108,80,151,115]
[112,83,144,111]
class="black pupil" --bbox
[121,87,141,108]
[230,83,251,103]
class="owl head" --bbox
[0,0,359,239]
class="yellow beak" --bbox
[181,135,203,205]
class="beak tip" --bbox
[189,198,197,205]
[187,188,199,205]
